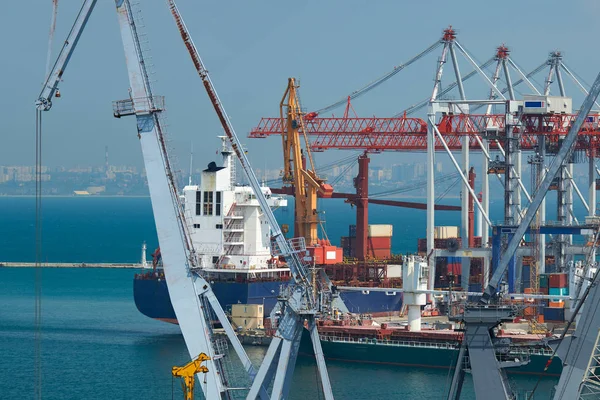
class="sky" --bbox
[2,0,600,173]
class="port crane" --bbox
[279,77,334,246]
[36,0,334,399]
[172,353,211,400]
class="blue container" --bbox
[349,225,357,238]
[544,306,565,322]
[468,283,482,302]
[549,287,569,296]
[522,265,531,287]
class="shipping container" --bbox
[368,224,393,237]
[549,273,568,288]
[349,225,357,238]
[549,300,565,308]
[367,236,392,250]
[434,226,459,239]
[448,263,461,276]
[539,287,549,295]
[549,287,569,296]
[524,306,536,316]
[371,248,391,259]
[340,236,351,251]
[387,264,402,278]
[543,306,565,322]
[539,274,549,288]
[537,314,545,323]
[468,283,482,293]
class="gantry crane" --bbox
[36,1,270,399]
[172,353,210,400]
[280,78,333,246]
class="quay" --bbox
[0,262,144,269]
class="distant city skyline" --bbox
[3,1,600,173]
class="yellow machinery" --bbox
[280,78,333,246]
[172,353,211,400]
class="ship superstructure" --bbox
[182,137,289,283]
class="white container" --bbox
[368,224,393,237]
[387,264,402,278]
[434,226,459,239]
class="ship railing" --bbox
[112,96,165,117]
[319,335,460,350]
[225,209,245,217]
[271,237,307,257]
[223,223,244,231]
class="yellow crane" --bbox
[171,353,211,400]
[280,78,333,246]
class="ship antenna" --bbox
[188,142,193,186]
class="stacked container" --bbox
[343,224,393,259]
[543,272,568,322]
[538,274,549,295]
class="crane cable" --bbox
[45,0,59,80]
[34,110,43,400]
[35,2,58,397]
[314,41,443,115]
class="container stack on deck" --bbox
[543,272,569,322]
[341,224,393,260]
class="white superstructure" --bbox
[183,137,289,280]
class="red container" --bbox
[368,236,392,250]
[371,248,391,259]
[448,263,461,275]
[549,273,568,288]
[539,287,549,295]
[417,239,427,253]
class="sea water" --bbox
[0,197,562,399]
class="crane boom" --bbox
[36,0,98,111]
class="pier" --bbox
[0,262,144,269]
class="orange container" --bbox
[524,306,536,316]
[549,300,565,308]
[537,314,545,323]
[524,288,533,294]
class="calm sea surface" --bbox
[0,197,566,399]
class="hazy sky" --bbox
[2,0,600,173]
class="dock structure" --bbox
[0,262,144,269]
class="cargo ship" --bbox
[296,320,562,376]
[133,138,403,323]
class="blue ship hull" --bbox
[133,275,403,323]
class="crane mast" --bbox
[165,1,335,398]
[37,1,267,398]
[280,78,333,246]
